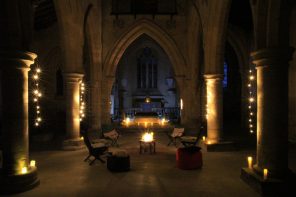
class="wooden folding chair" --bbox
[167,127,185,146]
[103,129,120,147]
[82,131,108,165]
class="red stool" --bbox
[176,147,202,170]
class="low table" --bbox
[139,140,156,154]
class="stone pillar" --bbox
[175,76,201,130]
[62,73,84,150]
[0,51,39,193]
[89,80,101,131]
[101,76,114,126]
[241,47,294,195]
[204,74,223,144]
[252,48,293,178]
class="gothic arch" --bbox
[103,19,187,78]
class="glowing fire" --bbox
[142,132,154,142]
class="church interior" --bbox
[0,0,296,196]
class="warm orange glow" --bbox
[30,160,36,167]
[263,169,268,180]
[249,97,255,102]
[247,156,253,169]
[180,99,183,110]
[21,167,28,174]
[142,132,154,142]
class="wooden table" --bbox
[139,140,156,154]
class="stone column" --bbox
[204,74,223,144]
[62,73,84,150]
[101,76,114,126]
[252,48,293,178]
[89,80,101,131]
[0,51,39,193]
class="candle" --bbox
[247,156,253,169]
[202,136,206,141]
[30,160,36,167]
[263,168,268,180]
[21,167,28,174]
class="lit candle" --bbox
[21,167,28,174]
[263,169,268,180]
[30,160,36,167]
[202,136,206,141]
[247,156,253,169]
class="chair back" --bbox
[172,128,184,137]
[81,131,93,152]
[103,129,119,140]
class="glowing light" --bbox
[207,140,211,145]
[202,136,206,141]
[145,97,151,103]
[180,98,183,110]
[247,68,256,134]
[79,80,86,122]
[32,62,42,127]
[30,160,36,167]
[263,169,268,180]
[21,167,28,174]
[142,132,154,142]
[247,156,253,169]
[80,136,84,140]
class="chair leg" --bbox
[97,157,105,163]
[84,155,91,162]
[89,159,96,165]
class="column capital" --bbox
[251,47,294,67]
[63,73,84,83]
[204,74,224,81]
[0,50,37,70]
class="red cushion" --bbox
[176,147,202,170]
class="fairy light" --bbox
[32,64,42,127]
[79,81,86,122]
[247,68,256,134]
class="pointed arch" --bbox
[103,19,187,77]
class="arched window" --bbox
[56,68,63,96]
[137,47,157,89]
[223,61,228,88]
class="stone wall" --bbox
[289,6,296,142]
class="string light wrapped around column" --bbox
[79,81,86,122]
[32,65,42,127]
[247,68,256,134]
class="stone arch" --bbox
[103,19,187,78]
[227,26,249,74]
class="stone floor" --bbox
[4,131,296,197]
